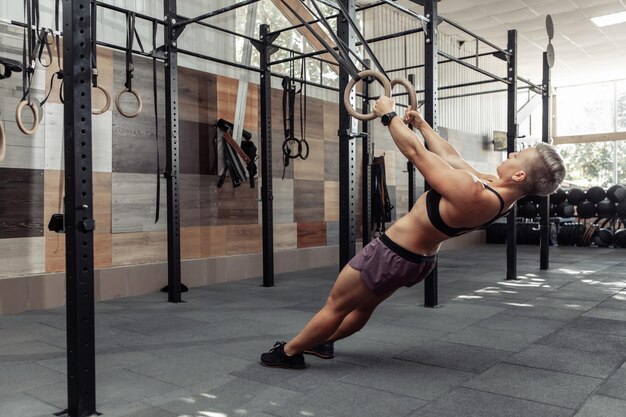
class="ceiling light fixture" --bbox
[591,10,626,27]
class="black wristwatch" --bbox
[381,111,397,126]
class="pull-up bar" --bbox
[173,0,261,29]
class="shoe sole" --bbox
[303,350,334,359]
[260,360,307,370]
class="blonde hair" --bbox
[526,142,566,196]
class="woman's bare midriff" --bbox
[384,193,447,256]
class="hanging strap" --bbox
[152,20,160,223]
[298,57,308,160]
[17,0,40,135]
[40,0,63,107]
[115,12,144,118]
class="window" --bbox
[556,82,614,136]
[235,1,358,89]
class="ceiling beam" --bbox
[271,0,340,73]
[553,131,626,145]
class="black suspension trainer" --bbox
[281,55,308,179]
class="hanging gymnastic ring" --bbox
[344,70,391,121]
[0,120,6,161]
[115,88,142,118]
[390,77,418,112]
[16,100,40,135]
[92,85,112,115]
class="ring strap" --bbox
[152,19,160,223]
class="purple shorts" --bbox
[349,234,437,296]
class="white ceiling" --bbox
[386,0,626,87]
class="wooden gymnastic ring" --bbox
[343,70,391,121]
[0,120,6,161]
[16,100,40,135]
[390,77,418,112]
[92,84,111,115]
[115,88,142,118]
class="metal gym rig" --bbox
[1,0,554,415]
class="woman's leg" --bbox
[284,264,376,356]
[326,289,395,343]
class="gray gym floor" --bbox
[1,245,625,417]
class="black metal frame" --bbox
[423,0,438,308]
[362,60,372,245]
[539,50,552,269]
[338,0,358,268]
[506,30,518,281]
[62,1,96,415]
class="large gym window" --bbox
[554,79,626,187]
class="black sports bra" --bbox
[426,183,506,237]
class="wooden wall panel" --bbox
[217,182,258,225]
[0,237,44,278]
[326,221,339,245]
[324,181,339,222]
[112,173,167,233]
[112,113,166,174]
[294,96,324,141]
[0,120,45,170]
[297,222,327,248]
[181,226,202,260]
[272,178,294,224]
[112,51,166,174]
[324,140,339,181]
[44,171,112,236]
[323,101,339,141]
[45,103,113,172]
[202,225,227,257]
[0,168,43,238]
[294,179,324,222]
[178,67,217,124]
[294,138,324,180]
[180,174,218,227]
[225,224,262,255]
[112,231,167,266]
[274,223,297,251]
[45,234,112,272]
[181,225,228,259]
[215,76,259,132]
[180,120,217,175]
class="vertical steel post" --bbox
[164,0,182,301]
[407,73,417,209]
[338,0,357,268]
[423,0,439,307]
[362,61,372,245]
[539,51,551,270]
[63,0,96,415]
[506,30,518,280]
[259,24,275,286]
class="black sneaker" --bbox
[304,341,335,359]
[260,341,307,370]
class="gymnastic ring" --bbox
[115,88,142,118]
[343,70,391,121]
[390,77,418,112]
[0,120,6,161]
[282,137,302,159]
[16,100,40,135]
[92,84,111,115]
